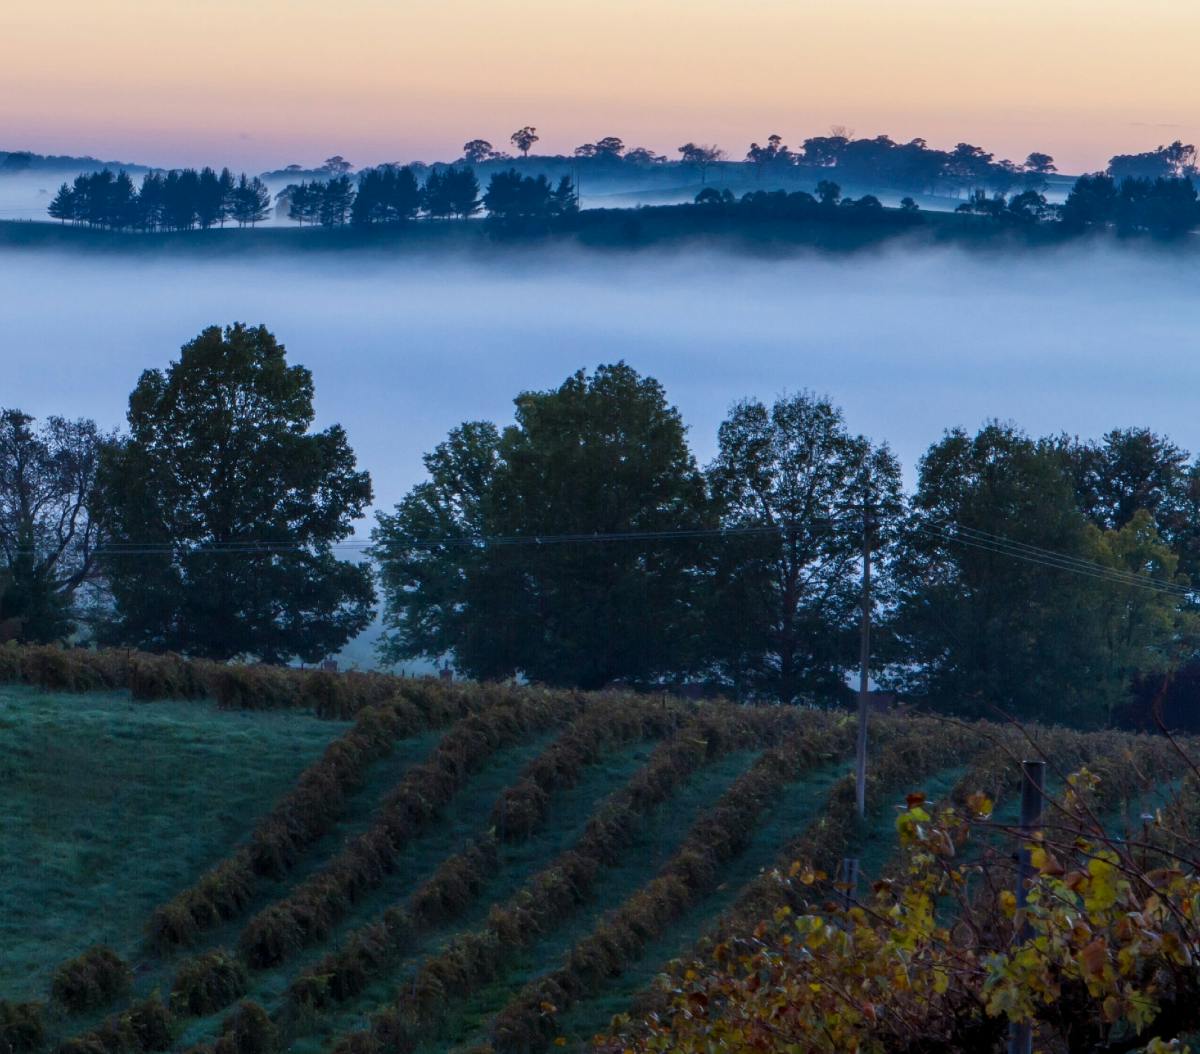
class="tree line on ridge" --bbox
[4,324,1200,730]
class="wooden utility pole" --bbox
[1008,760,1046,1054]
[855,511,873,819]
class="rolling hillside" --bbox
[0,645,1186,1054]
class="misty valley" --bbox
[7,33,1200,1050]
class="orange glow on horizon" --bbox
[4,0,1198,173]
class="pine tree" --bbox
[47,182,75,223]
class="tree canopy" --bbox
[371,363,711,688]
[95,324,375,662]
[705,393,902,703]
[0,410,107,642]
[887,423,1191,725]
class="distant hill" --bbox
[0,150,151,176]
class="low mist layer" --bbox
[5,242,1196,506]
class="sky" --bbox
[3,0,1198,174]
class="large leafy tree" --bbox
[1060,426,1200,583]
[0,409,106,642]
[705,393,902,703]
[888,423,1191,725]
[95,324,375,662]
[372,363,712,688]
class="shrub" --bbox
[129,654,210,701]
[59,995,173,1054]
[0,1002,44,1054]
[51,946,132,1014]
[213,1002,277,1054]
[170,949,248,1016]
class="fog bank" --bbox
[4,242,1197,512]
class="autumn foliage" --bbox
[600,737,1199,1054]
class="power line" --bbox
[12,516,1195,601]
[916,523,1195,600]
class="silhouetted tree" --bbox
[95,324,375,662]
[371,363,711,687]
[323,155,353,176]
[815,179,841,205]
[444,166,481,219]
[462,139,495,164]
[195,167,227,229]
[482,170,577,234]
[229,174,271,226]
[0,410,107,642]
[1108,141,1197,182]
[624,147,667,165]
[510,126,539,158]
[317,176,355,226]
[350,165,422,226]
[422,169,453,219]
[705,393,902,703]
[1061,173,1119,228]
[677,143,725,184]
[745,135,791,178]
[48,182,75,223]
[1023,151,1057,190]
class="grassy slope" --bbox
[0,686,347,1001]
[5,680,1188,1054]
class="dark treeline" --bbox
[41,167,1200,244]
[45,164,580,235]
[7,325,1200,731]
[281,165,578,232]
[47,167,273,230]
[437,129,1058,196]
[18,130,1200,204]
[697,173,1200,239]
[0,149,148,175]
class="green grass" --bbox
[0,685,347,1001]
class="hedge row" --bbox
[286,837,496,1012]
[0,646,154,695]
[490,698,684,842]
[0,1001,44,1054]
[236,690,585,969]
[722,717,986,928]
[329,705,840,1054]
[603,718,984,1031]
[488,726,861,1052]
[0,643,411,718]
[284,697,688,1012]
[169,950,248,1017]
[55,997,280,1054]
